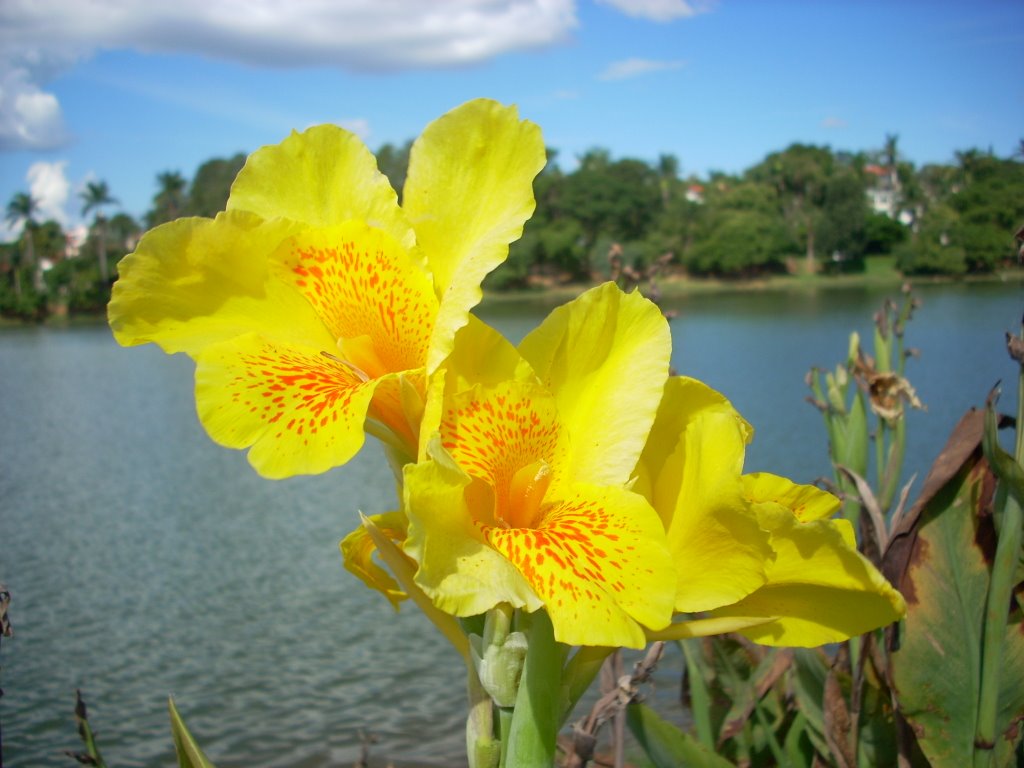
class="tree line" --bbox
[3,137,1022,320]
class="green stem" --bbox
[974,492,1021,767]
[974,329,1024,767]
[505,611,567,767]
[467,666,501,768]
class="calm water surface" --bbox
[1,280,1021,766]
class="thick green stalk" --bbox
[505,611,567,766]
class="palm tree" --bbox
[657,153,680,206]
[149,171,188,226]
[5,192,40,299]
[80,180,119,282]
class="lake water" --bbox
[1,280,1021,766]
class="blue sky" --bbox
[2,0,1022,240]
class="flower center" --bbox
[337,334,389,381]
[496,460,552,529]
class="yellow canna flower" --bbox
[400,284,677,649]
[637,376,906,646]
[711,471,907,646]
[108,99,545,478]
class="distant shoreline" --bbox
[482,266,1024,306]
[3,266,1021,329]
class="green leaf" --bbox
[790,649,831,760]
[70,689,108,768]
[168,697,218,768]
[679,639,715,748]
[782,710,814,768]
[626,701,737,768]
[884,409,1024,767]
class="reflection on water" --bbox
[1,280,1020,766]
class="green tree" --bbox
[148,170,188,227]
[375,140,413,201]
[560,149,661,273]
[186,154,246,217]
[80,180,118,282]
[817,168,871,271]
[896,203,966,274]
[687,208,790,276]
[5,191,39,299]
[748,144,833,272]
[656,153,680,206]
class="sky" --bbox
[1,0,1022,240]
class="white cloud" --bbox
[599,58,685,81]
[26,160,71,226]
[596,0,715,22]
[0,65,71,150]
[0,0,578,151]
[821,116,849,129]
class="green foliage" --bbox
[626,701,736,768]
[899,156,1024,274]
[67,690,109,768]
[375,140,412,200]
[897,204,967,274]
[864,212,907,255]
[818,169,871,272]
[687,209,790,276]
[45,255,110,312]
[186,154,246,217]
[169,698,219,768]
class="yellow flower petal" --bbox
[227,124,412,250]
[356,512,471,660]
[439,380,567,528]
[340,511,409,609]
[484,484,674,648]
[638,376,753,491]
[712,503,906,646]
[402,99,546,371]
[419,315,538,459]
[109,211,324,355]
[742,472,841,522]
[194,334,379,478]
[403,451,543,618]
[270,221,437,376]
[518,283,671,489]
[638,377,771,613]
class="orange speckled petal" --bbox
[484,484,675,649]
[403,451,543,618]
[439,380,566,526]
[271,222,438,379]
[195,334,378,478]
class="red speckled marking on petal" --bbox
[439,381,563,524]
[279,224,436,376]
[227,344,369,438]
[482,491,648,621]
